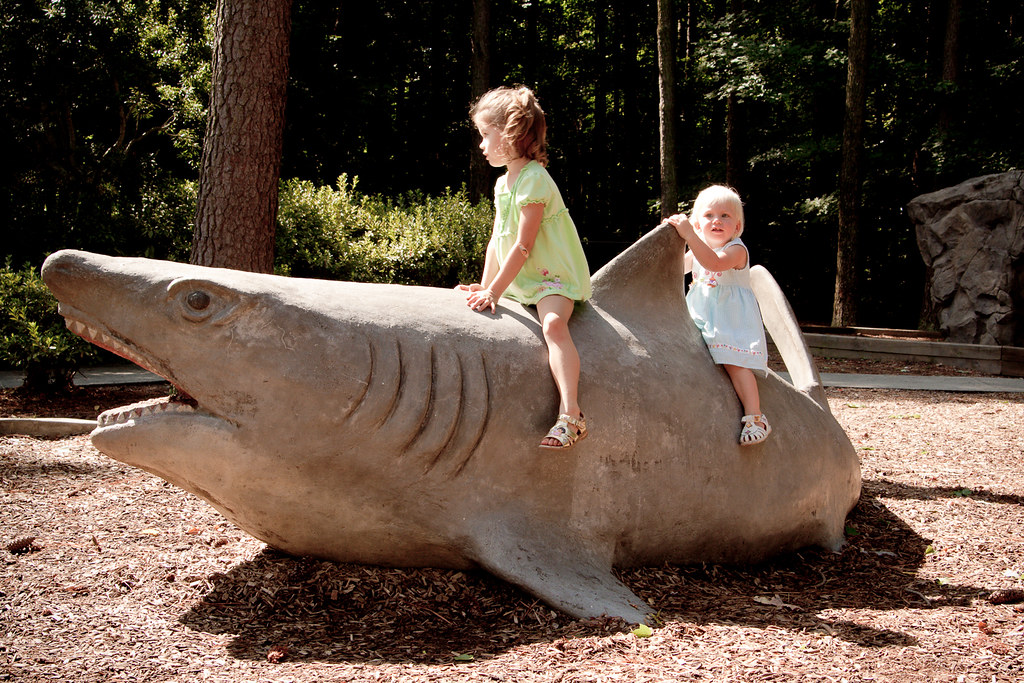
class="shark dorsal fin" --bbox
[590,223,687,320]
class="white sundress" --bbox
[685,237,768,373]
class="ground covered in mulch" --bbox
[2,359,1023,682]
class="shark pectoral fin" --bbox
[464,516,653,625]
[749,264,827,407]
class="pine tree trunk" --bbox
[937,0,961,134]
[832,0,871,327]
[469,0,491,204]
[191,0,293,272]
[656,0,679,219]
[725,0,743,192]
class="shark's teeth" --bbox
[97,398,196,428]
[65,318,153,373]
[63,316,201,429]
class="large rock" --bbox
[909,171,1024,346]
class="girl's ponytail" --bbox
[511,88,548,166]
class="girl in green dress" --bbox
[457,86,593,450]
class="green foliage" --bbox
[0,0,211,266]
[132,172,197,261]
[695,10,846,108]
[0,265,104,390]
[276,176,493,287]
[4,0,1024,329]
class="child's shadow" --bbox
[179,478,1015,663]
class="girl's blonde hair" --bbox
[470,86,549,166]
[692,185,745,237]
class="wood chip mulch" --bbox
[2,365,1022,682]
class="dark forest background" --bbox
[2,0,1022,328]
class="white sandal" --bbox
[740,414,772,446]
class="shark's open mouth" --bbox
[62,313,202,427]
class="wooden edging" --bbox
[794,332,1024,378]
[0,418,96,437]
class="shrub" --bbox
[276,176,493,287]
[0,264,105,391]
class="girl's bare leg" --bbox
[723,364,765,426]
[536,295,582,446]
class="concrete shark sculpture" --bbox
[41,224,860,624]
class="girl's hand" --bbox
[666,214,695,240]
[455,283,484,292]
[466,288,498,314]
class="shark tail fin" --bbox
[750,265,827,410]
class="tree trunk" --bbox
[725,93,743,192]
[937,0,961,134]
[469,0,491,204]
[592,6,609,216]
[725,0,743,192]
[675,2,694,173]
[656,0,678,218]
[832,0,871,327]
[191,0,293,272]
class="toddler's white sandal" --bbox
[739,414,771,446]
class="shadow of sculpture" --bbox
[177,476,1005,664]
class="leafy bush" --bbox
[0,265,105,391]
[276,175,493,287]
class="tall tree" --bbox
[191,0,293,272]
[656,0,679,218]
[832,0,871,327]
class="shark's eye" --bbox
[168,278,243,324]
[186,291,211,311]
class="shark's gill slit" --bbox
[381,338,406,427]
[401,345,438,453]
[370,337,436,450]
[448,352,490,478]
[343,335,402,430]
[417,346,466,473]
[341,336,375,422]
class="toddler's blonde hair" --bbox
[692,185,745,237]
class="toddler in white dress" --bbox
[666,185,771,446]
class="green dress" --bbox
[492,160,592,305]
